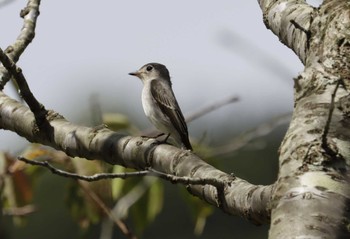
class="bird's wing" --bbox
[150,80,192,149]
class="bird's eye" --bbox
[146,65,153,71]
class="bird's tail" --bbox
[181,136,192,151]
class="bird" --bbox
[129,63,192,150]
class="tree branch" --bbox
[0,0,41,89]
[2,204,36,216]
[210,112,291,158]
[142,95,239,136]
[147,167,228,188]
[78,181,137,239]
[0,48,48,127]
[0,91,273,224]
[111,177,157,221]
[185,95,239,123]
[258,0,314,63]
[18,157,229,190]
[17,157,149,181]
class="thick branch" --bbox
[0,0,41,89]
[258,0,314,63]
[0,91,273,224]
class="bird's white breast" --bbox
[141,80,172,133]
[141,81,155,118]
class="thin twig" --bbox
[17,157,149,181]
[147,168,229,188]
[3,204,36,216]
[78,181,137,239]
[0,0,41,89]
[218,30,294,79]
[18,157,231,188]
[18,156,138,238]
[147,168,230,208]
[0,48,49,127]
[18,156,233,208]
[210,112,292,158]
[141,95,239,137]
[185,95,239,123]
[112,177,157,220]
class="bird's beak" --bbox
[128,71,139,77]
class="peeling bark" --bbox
[259,0,350,238]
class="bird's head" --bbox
[129,63,170,82]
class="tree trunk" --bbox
[258,0,350,238]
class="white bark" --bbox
[258,0,350,238]
[0,91,273,224]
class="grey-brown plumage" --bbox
[129,63,192,150]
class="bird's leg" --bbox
[155,133,171,145]
[141,132,171,145]
[155,132,165,138]
[141,132,164,138]
[162,133,171,143]
[92,124,108,132]
[152,133,171,145]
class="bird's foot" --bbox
[92,124,108,132]
[141,132,166,139]
[141,133,171,146]
[160,133,170,143]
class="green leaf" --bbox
[111,165,127,199]
[102,113,130,131]
[130,178,164,235]
[180,187,214,236]
[147,179,163,222]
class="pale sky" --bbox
[0,0,320,152]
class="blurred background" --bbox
[0,0,321,238]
